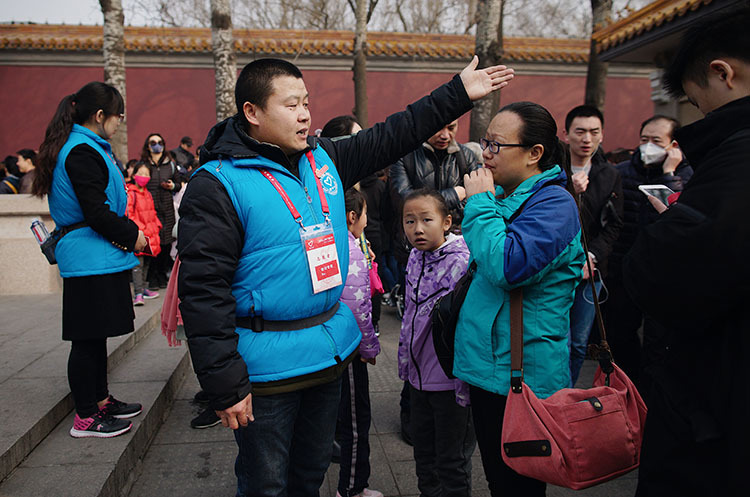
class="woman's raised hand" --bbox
[464,168,495,199]
[459,56,515,101]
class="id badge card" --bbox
[300,223,342,294]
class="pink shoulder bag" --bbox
[500,197,647,490]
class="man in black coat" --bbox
[602,113,694,386]
[562,105,623,387]
[389,119,480,224]
[624,8,750,496]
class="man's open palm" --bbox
[460,56,515,101]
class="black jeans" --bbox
[409,386,476,497]
[469,385,546,497]
[337,359,372,496]
[68,339,109,418]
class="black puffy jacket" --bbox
[609,150,693,278]
[389,141,480,213]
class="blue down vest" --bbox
[48,124,138,278]
[199,146,361,383]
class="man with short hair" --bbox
[178,57,513,497]
[562,105,623,386]
[602,114,693,386]
[623,7,750,495]
[171,136,195,168]
[17,148,37,194]
[389,119,480,224]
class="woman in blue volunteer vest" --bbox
[33,82,149,439]
[455,102,584,496]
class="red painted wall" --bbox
[1,65,651,163]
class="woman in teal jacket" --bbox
[455,102,584,496]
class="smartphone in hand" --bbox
[638,184,674,206]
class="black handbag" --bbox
[430,260,476,379]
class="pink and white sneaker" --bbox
[69,411,132,438]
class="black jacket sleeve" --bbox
[177,171,253,410]
[388,157,412,205]
[588,171,624,264]
[65,144,139,250]
[319,74,473,190]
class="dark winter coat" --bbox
[623,96,750,493]
[144,157,182,245]
[389,141,480,214]
[359,173,387,255]
[177,75,473,410]
[609,149,693,279]
[576,150,624,276]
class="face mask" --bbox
[639,142,667,166]
[134,175,150,188]
[149,143,164,154]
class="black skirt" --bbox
[62,270,135,341]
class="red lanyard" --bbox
[260,151,330,227]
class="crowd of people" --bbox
[18,5,749,497]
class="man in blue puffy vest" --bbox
[178,57,514,497]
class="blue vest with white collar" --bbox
[48,124,138,278]
[199,146,361,383]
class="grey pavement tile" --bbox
[127,441,237,497]
[370,392,402,435]
[13,342,69,379]
[152,399,235,446]
[374,432,413,463]
[390,459,419,496]
[0,463,108,496]
[0,376,70,455]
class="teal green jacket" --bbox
[454,166,584,398]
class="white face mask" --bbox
[639,142,667,166]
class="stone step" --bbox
[0,295,188,497]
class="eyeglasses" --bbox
[480,138,526,154]
[118,114,125,123]
[149,140,163,146]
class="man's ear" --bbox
[243,101,261,126]
[562,129,570,143]
[709,59,736,88]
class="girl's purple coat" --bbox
[399,234,470,406]
[340,231,380,359]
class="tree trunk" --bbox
[99,0,127,161]
[211,0,237,122]
[469,0,504,142]
[584,0,612,112]
[352,0,369,127]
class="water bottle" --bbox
[30,218,50,245]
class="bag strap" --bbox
[575,193,615,376]
[509,287,524,393]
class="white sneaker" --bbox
[336,489,383,497]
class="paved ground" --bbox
[129,304,638,497]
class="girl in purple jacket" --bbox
[337,188,382,497]
[400,188,477,497]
